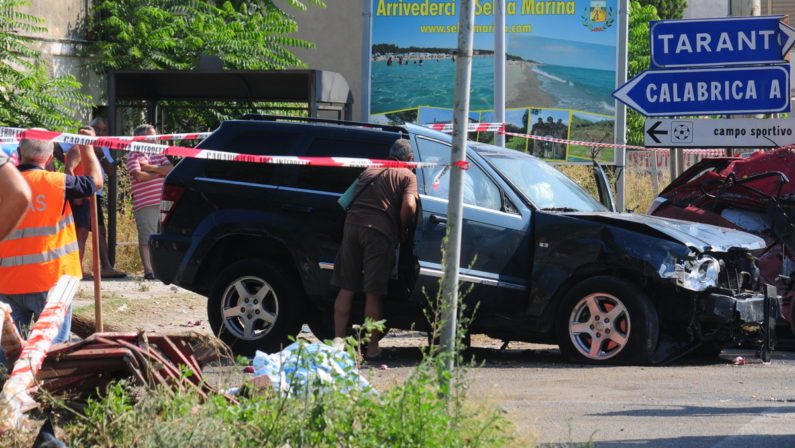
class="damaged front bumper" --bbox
[704,291,774,323]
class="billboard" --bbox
[369,0,619,163]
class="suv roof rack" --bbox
[240,114,408,135]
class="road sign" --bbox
[650,16,795,68]
[612,64,790,117]
[644,118,795,148]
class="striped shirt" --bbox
[126,152,169,211]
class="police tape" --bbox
[500,130,730,155]
[111,132,211,141]
[0,127,469,170]
[425,122,505,133]
[500,130,650,150]
[0,275,79,432]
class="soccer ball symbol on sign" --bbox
[672,122,692,142]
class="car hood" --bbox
[567,212,766,252]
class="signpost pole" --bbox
[441,0,475,384]
[360,0,373,121]
[493,0,506,147]
[614,0,629,211]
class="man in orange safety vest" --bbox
[0,134,102,343]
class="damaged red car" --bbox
[649,148,793,340]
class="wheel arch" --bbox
[196,234,304,297]
[545,263,654,327]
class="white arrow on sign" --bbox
[644,118,795,148]
[780,21,795,57]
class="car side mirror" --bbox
[592,160,616,212]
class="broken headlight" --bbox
[674,255,721,291]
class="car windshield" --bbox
[478,147,607,212]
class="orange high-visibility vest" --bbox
[0,170,81,294]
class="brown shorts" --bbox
[331,224,395,296]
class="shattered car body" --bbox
[152,118,773,366]
[649,147,794,337]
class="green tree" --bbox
[626,1,661,146]
[0,0,89,130]
[88,0,325,130]
[89,0,324,71]
[637,0,687,19]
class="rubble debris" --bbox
[39,332,225,399]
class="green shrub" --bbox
[60,332,515,447]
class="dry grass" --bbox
[556,164,668,213]
[81,205,144,277]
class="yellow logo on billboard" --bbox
[582,1,614,31]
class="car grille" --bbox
[718,253,758,292]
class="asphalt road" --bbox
[365,334,795,448]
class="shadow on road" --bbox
[579,434,795,448]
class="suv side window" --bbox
[293,138,391,193]
[203,132,298,185]
[416,137,502,211]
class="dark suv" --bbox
[151,116,774,365]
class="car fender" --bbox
[528,212,691,320]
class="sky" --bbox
[372,0,618,50]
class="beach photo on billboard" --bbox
[478,108,529,152]
[507,34,616,117]
[568,111,615,164]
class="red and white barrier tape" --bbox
[501,130,730,154]
[0,127,469,170]
[500,130,649,150]
[0,275,79,432]
[425,122,506,133]
[109,132,211,141]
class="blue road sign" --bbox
[650,16,795,68]
[612,64,790,117]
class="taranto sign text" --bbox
[650,16,795,68]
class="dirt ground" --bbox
[72,277,213,334]
[72,277,528,351]
[71,279,795,447]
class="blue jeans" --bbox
[0,291,72,343]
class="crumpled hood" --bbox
[568,212,766,252]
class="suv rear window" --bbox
[292,137,392,193]
[202,132,300,186]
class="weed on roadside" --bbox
[57,332,517,447]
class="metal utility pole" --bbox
[440,0,475,377]
[361,0,373,121]
[494,0,506,147]
[614,0,629,211]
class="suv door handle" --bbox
[429,214,447,225]
[281,204,313,214]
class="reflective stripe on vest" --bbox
[0,241,79,267]
[0,170,81,294]
[3,215,75,241]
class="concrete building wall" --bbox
[684,0,729,18]
[18,0,100,121]
[290,1,364,120]
[14,0,365,121]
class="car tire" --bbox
[556,276,659,365]
[208,259,303,356]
